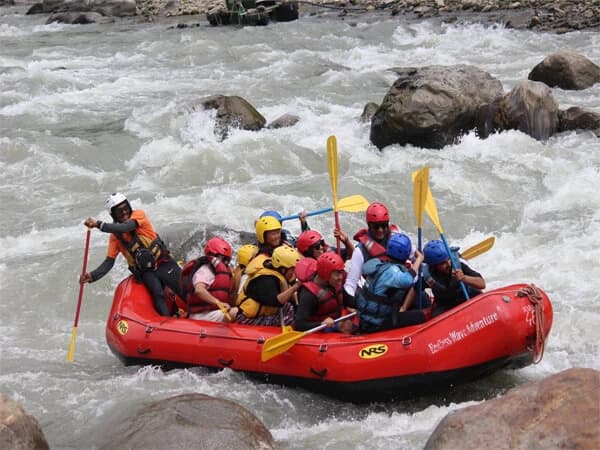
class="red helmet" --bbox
[295,257,317,282]
[204,237,232,258]
[366,202,390,223]
[316,252,345,281]
[296,230,323,255]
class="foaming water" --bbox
[1,7,599,449]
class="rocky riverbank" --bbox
[136,0,600,33]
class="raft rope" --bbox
[517,283,546,364]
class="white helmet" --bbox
[105,192,128,212]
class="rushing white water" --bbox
[1,5,599,449]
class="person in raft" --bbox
[296,228,354,262]
[422,239,486,318]
[344,202,411,301]
[79,192,182,317]
[236,245,302,326]
[179,237,238,322]
[259,209,309,247]
[254,215,285,257]
[356,233,427,333]
[294,252,354,334]
[232,244,259,295]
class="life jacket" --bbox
[357,260,409,328]
[353,225,400,263]
[301,281,343,323]
[115,231,165,269]
[236,254,287,318]
[180,256,233,314]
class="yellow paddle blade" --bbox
[411,170,436,229]
[261,329,306,362]
[416,171,443,234]
[66,326,78,362]
[461,236,495,260]
[412,167,429,228]
[337,194,370,212]
[327,135,339,210]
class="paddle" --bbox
[280,194,369,222]
[261,312,357,362]
[461,236,495,260]
[216,300,232,321]
[418,170,470,300]
[327,135,341,255]
[66,228,91,362]
[412,167,429,308]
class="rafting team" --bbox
[80,192,486,334]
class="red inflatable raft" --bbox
[106,276,553,400]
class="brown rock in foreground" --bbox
[424,367,600,450]
[98,393,276,450]
[0,392,50,450]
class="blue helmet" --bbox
[424,240,449,266]
[387,233,412,262]
[260,210,283,222]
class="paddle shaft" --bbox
[66,228,91,362]
[270,311,357,351]
[73,229,91,328]
[280,207,332,222]
[304,311,357,336]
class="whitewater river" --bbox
[1,5,599,449]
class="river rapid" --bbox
[1,6,599,449]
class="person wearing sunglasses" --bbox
[343,202,409,302]
[80,192,182,317]
[296,229,354,261]
[180,237,237,322]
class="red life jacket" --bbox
[180,256,233,314]
[301,280,343,323]
[353,225,400,263]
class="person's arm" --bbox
[343,249,364,297]
[294,288,321,331]
[80,257,115,283]
[299,210,310,232]
[334,228,354,260]
[84,217,138,234]
[454,263,486,290]
[277,281,301,305]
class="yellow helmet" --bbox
[271,246,301,269]
[255,216,281,244]
[237,244,259,267]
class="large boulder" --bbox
[476,80,559,141]
[529,51,600,90]
[0,393,50,450]
[424,367,600,450]
[201,95,267,141]
[369,65,503,149]
[98,393,276,450]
